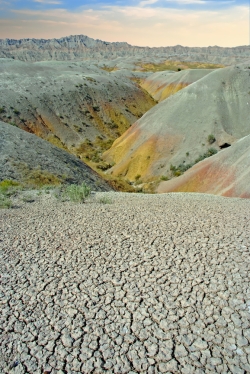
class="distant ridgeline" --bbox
[0,35,250,64]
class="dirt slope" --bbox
[0,121,112,190]
[103,63,250,181]
[0,58,156,160]
[157,135,250,198]
[140,69,214,102]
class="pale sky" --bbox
[0,0,249,47]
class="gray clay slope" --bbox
[0,34,250,65]
[0,121,112,190]
[104,63,250,180]
[0,58,156,152]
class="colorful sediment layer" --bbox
[157,135,250,198]
[104,63,250,182]
[140,69,214,102]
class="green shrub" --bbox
[63,183,91,203]
[160,176,169,181]
[135,174,141,181]
[0,179,19,189]
[208,134,216,144]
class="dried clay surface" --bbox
[0,192,250,374]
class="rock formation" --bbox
[0,35,250,65]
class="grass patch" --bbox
[0,180,21,198]
[0,195,12,209]
[0,179,19,191]
[0,180,18,208]
[98,196,113,204]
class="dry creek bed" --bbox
[0,192,250,374]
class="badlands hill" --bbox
[0,121,111,190]
[103,63,250,183]
[0,35,250,65]
[157,134,250,198]
[1,35,250,196]
[0,58,155,163]
[141,69,214,102]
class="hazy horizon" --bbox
[0,0,249,47]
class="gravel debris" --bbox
[0,192,250,373]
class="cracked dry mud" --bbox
[1,192,250,374]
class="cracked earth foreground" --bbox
[1,192,250,374]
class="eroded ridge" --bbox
[0,193,250,373]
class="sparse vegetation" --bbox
[170,148,218,177]
[76,137,114,166]
[104,175,135,192]
[25,169,62,187]
[195,148,217,163]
